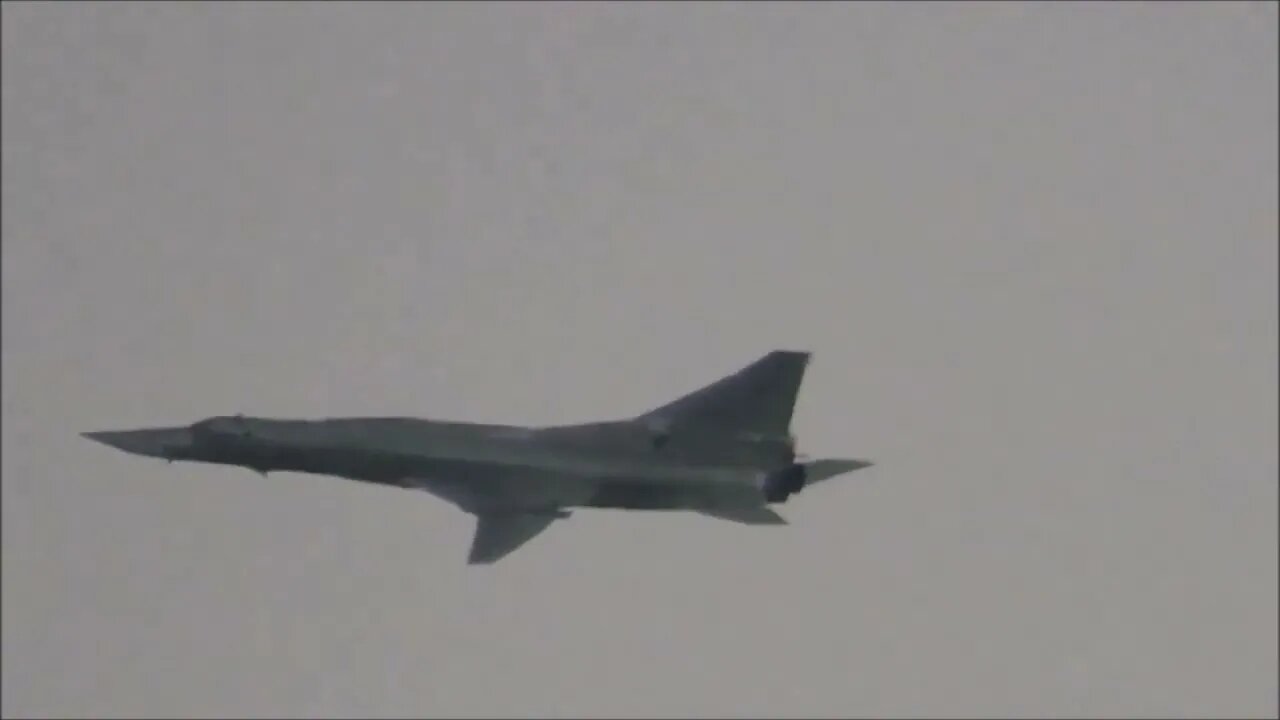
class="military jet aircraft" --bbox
[82,350,873,564]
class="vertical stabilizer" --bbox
[638,350,810,438]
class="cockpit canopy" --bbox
[190,414,253,440]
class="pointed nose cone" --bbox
[81,427,193,459]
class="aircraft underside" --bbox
[411,461,769,515]
[82,350,874,565]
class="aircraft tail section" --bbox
[802,458,874,485]
[762,458,874,503]
[638,350,811,438]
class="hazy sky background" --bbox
[3,3,1276,718]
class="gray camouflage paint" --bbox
[83,350,872,563]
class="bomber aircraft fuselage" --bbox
[83,351,873,564]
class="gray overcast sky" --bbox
[3,2,1276,718]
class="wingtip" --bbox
[466,551,497,566]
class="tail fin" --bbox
[637,350,810,438]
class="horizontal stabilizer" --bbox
[802,458,874,486]
[696,506,788,525]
